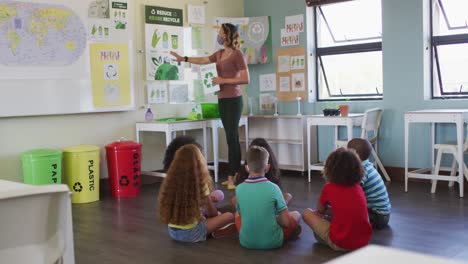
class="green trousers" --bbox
[218,96,243,176]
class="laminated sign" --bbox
[199,63,220,95]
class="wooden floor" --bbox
[72,173,468,264]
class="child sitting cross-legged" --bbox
[163,135,224,206]
[158,144,235,242]
[303,148,372,251]
[347,138,391,229]
[233,138,292,205]
[235,146,301,249]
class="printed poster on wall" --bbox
[145,6,184,81]
[199,63,220,95]
[213,16,272,65]
[89,43,131,107]
[111,1,128,30]
[147,83,168,104]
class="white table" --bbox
[307,114,364,182]
[325,245,465,264]
[0,180,75,264]
[205,116,249,183]
[405,109,468,197]
[136,119,207,177]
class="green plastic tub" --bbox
[201,103,220,118]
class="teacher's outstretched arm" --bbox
[170,51,211,65]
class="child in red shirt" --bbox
[303,148,372,251]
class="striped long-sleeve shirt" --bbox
[361,160,391,215]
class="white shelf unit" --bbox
[246,115,318,172]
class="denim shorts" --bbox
[168,221,207,243]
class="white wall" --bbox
[0,0,244,182]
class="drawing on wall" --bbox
[281,29,299,47]
[187,5,206,25]
[291,73,305,91]
[191,25,203,50]
[104,63,118,80]
[147,83,168,104]
[199,63,220,95]
[259,93,275,111]
[193,80,206,102]
[111,1,128,30]
[88,20,111,40]
[285,14,304,33]
[213,16,272,65]
[278,55,291,73]
[169,83,189,103]
[88,0,110,18]
[290,55,305,70]
[104,83,120,103]
[145,6,184,81]
[259,73,277,92]
[146,51,180,81]
[279,76,291,92]
[0,1,87,68]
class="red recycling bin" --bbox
[105,140,142,198]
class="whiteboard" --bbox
[0,0,135,117]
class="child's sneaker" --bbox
[211,223,237,238]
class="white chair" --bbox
[431,127,468,193]
[0,183,75,264]
[336,108,391,181]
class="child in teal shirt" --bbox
[235,146,301,249]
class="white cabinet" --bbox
[246,115,317,172]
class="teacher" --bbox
[171,23,250,189]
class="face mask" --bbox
[217,34,224,45]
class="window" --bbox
[315,0,382,100]
[432,0,468,98]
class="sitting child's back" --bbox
[235,146,301,249]
[236,178,286,249]
[348,138,391,229]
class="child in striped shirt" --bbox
[347,138,391,229]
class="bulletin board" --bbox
[0,0,135,117]
[276,47,307,102]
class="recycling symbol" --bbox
[73,182,83,192]
[204,72,214,88]
[119,175,130,186]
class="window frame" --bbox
[314,3,383,101]
[431,0,468,99]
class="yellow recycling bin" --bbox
[63,145,100,204]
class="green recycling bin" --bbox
[21,149,62,185]
[63,145,100,204]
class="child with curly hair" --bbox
[303,148,372,251]
[158,144,235,242]
[163,136,224,205]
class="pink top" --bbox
[208,49,247,99]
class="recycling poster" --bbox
[199,63,220,95]
[144,6,184,80]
